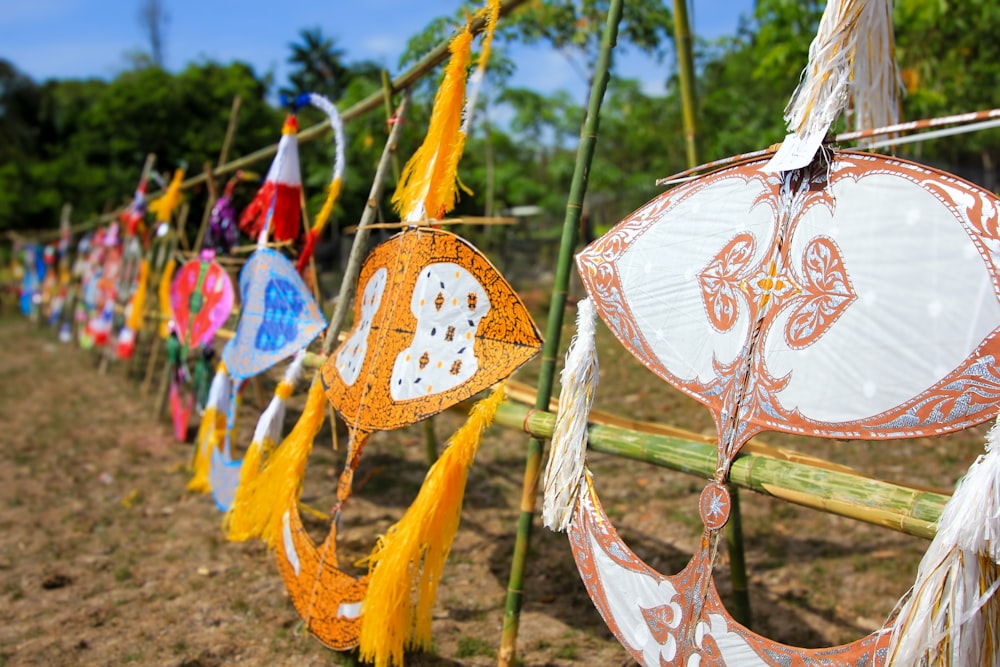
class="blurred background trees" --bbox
[0,0,996,236]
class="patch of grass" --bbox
[555,643,578,660]
[171,639,187,655]
[122,649,143,663]
[455,636,495,659]
[230,597,251,615]
[5,582,23,601]
[113,566,133,582]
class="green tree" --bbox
[282,28,351,102]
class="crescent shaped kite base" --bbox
[275,506,368,651]
[569,473,893,666]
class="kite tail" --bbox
[224,352,306,540]
[296,91,346,272]
[148,168,186,223]
[240,115,302,242]
[887,418,1000,666]
[783,0,899,138]
[297,177,341,273]
[543,298,599,532]
[358,383,505,667]
[225,379,327,546]
[158,258,176,339]
[392,28,473,223]
[188,363,230,493]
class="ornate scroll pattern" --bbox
[579,150,1000,444]
[570,476,892,666]
[699,233,756,332]
[578,166,774,392]
[783,236,856,349]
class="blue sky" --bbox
[0,0,755,100]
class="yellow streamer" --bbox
[358,383,506,667]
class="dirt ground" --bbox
[0,312,989,666]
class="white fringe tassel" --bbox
[783,0,900,139]
[887,418,1000,666]
[308,92,346,185]
[205,365,231,419]
[248,349,307,454]
[542,298,599,532]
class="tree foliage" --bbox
[2,0,998,237]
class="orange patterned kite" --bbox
[228,3,535,665]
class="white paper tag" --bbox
[762,129,827,173]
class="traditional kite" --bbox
[227,4,540,664]
[206,172,253,256]
[82,225,121,347]
[239,114,303,243]
[167,251,235,441]
[543,1,1000,665]
[196,92,342,508]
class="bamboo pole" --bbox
[320,95,408,355]
[381,69,402,186]
[498,0,624,663]
[673,0,698,168]
[273,355,952,537]
[34,0,530,243]
[341,216,516,233]
[495,401,948,540]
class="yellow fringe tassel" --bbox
[311,178,341,237]
[477,0,500,73]
[392,29,473,222]
[358,383,506,667]
[224,380,327,546]
[126,259,149,332]
[158,258,176,339]
[188,405,224,493]
[149,168,186,223]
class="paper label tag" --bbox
[762,130,827,173]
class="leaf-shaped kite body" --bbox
[322,227,542,432]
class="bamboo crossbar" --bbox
[283,354,947,537]
[493,400,948,541]
[341,216,517,233]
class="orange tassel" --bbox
[392,29,474,223]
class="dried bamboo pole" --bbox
[321,94,408,355]
[498,0,624,663]
[341,216,516,233]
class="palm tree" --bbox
[282,28,350,102]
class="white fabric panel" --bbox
[281,511,301,577]
[335,267,388,387]
[618,177,775,383]
[390,262,490,400]
[265,132,302,186]
[767,173,1000,422]
[587,529,682,666]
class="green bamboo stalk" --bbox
[673,0,698,167]
[496,401,948,540]
[497,1,624,663]
[724,483,751,625]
